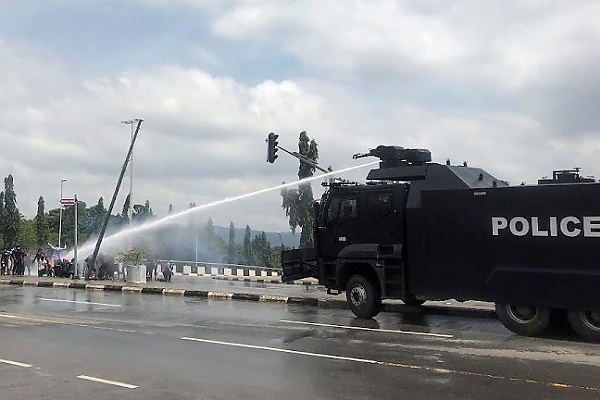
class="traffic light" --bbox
[267,132,279,163]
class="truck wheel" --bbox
[495,303,551,336]
[567,310,600,342]
[346,275,381,319]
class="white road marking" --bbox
[182,336,380,364]
[0,358,32,368]
[280,320,453,338]
[0,314,137,333]
[39,298,121,307]
[77,375,138,389]
[180,337,600,393]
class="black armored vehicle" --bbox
[282,145,600,341]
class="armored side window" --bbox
[328,195,358,222]
[367,190,392,218]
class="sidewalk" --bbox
[0,275,496,319]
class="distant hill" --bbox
[213,225,300,249]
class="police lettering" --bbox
[491,216,600,238]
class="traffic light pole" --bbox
[276,145,330,173]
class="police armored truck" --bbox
[281,145,600,341]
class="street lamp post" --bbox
[121,119,140,222]
[58,179,67,247]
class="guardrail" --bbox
[156,260,281,278]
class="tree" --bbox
[2,175,21,247]
[243,225,252,264]
[227,222,236,264]
[250,231,272,267]
[259,231,272,267]
[203,217,219,262]
[121,194,131,222]
[84,197,107,237]
[60,199,86,247]
[34,196,48,247]
[206,218,215,241]
[281,131,319,248]
[18,219,36,252]
[132,200,154,223]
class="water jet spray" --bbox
[69,161,378,262]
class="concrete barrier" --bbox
[182,265,192,275]
[163,288,186,296]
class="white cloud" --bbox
[212,0,470,74]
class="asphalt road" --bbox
[1,286,599,400]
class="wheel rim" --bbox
[349,284,367,308]
[581,310,600,332]
[506,305,539,323]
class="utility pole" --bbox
[88,119,143,279]
[121,119,140,222]
[58,179,66,247]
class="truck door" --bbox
[319,191,361,260]
[361,187,403,245]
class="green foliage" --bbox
[132,200,154,223]
[251,231,272,267]
[35,196,49,247]
[243,225,252,264]
[18,219,36,251]
[81,197,106,239]
[281,131,318,248]
[59,199,85,248]
[118,247,147,266]
[2,175,21,247]
[206,217,214,241]
[121,193,131,221]
[227,222,236,264]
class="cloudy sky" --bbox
[1,0,599,233]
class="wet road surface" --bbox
[0,286,599,400]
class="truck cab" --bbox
[312,183,408,294]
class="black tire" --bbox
[495,303,552,337]
[346,275,381,319]
[567,310,600,343]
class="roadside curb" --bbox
[0,278,496,320]
[0,279,324,308]
[210,276,319,286]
